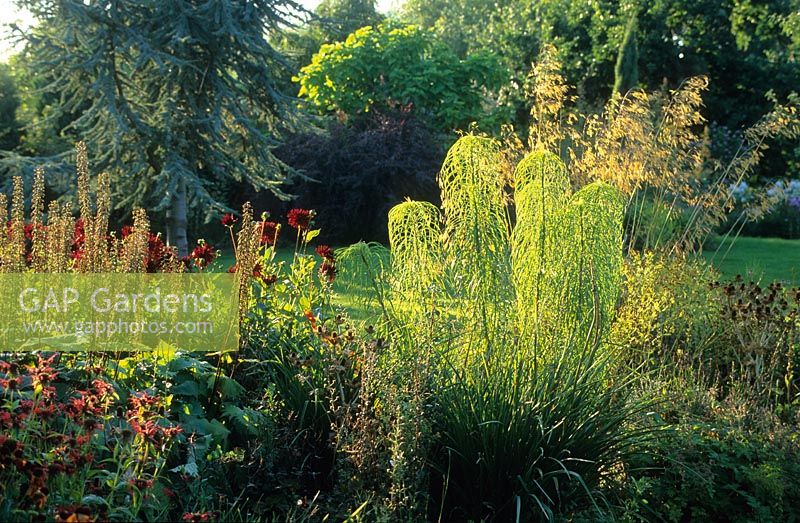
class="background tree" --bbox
[0,64,21,152]
[316,0,382,41]
[276,0,383,83]
[8,0,307,255]
[295,23,507,132]
[401,0,799,177]
[613,10,639,95]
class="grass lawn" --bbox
[211,235,800,313]
[211,247,383,323]
[702,235,800,284]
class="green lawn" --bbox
[702,235,800,284]
[211,247,383,322]
[211,235,800,312]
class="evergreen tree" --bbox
[9,0,306,255]
[0,64,21,151]
[614,10,639,96]
[316,0,382,41]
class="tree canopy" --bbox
[7,0,306,254]
[294,23,507,132]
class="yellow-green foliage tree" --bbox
[295,24,507,132]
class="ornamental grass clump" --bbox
[379,135,638,520]
[509,45,800,257]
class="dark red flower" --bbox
[221,213,238,227]
[128,478,154,490]
[287,209,315,230]
[251,262,263,280]
[120,225,134,238]
[145,233,177,272]
[182,512,218,522]
[319,261,337,282]
[315,245,334,261]
[55,505,94,523]
[259,221,279,246]
[190,242,216,268]
[71,219,85,261]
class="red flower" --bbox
[251,262,263,280]
[128,478,154,490]
[190,242,216,268]
[129,392,160,410]
[221,213,238,227]
[259,221,279,246]
[120,225,133,238]
[71,219,86,261]
[182,512,218,522]
[145,233,177,273]
[55,505,94,523]
[319,261,337,283]
[287,209,315,230]
[315,245,334,261]
[92,379,114,398]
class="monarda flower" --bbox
[221,213,238,227]
[287,208,315,231]
[23,223,34,241]
[128,478,154,490]
[315,244,334,261]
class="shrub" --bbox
[275,109,443,243]
[611,253,719,369]
[621,377,800,522]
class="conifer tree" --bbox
[10,0,306,255]
[614,9,639,96]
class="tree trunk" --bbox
[168,178,189,257]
